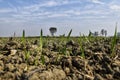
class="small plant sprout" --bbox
[64,29,72,56]
[39,29,45,65]
[111,25,117,57]
[88,30,93,41]
[83,34,90,44]
[40,29,43,53]
[22,30,25,45]
[79,35,85,58]
[59,29,72,56]
[41,54,45,65]
[55,54,60,64]
[67,29,72,41]
[21,30,30,63]
[25,50,30,62]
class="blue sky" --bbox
[0,0,120,37]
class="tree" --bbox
[101,29,105,36]
[49,27,57,36]
[101,29,107,37]
[104,30,107,37]
[94,31,99,36]
[88,30,92,36]
[14,32,16,37]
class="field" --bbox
[0,36,120,80]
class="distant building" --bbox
[117,32,120,37]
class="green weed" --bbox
[67,29,72,41]
[79,36,85,58]
[21,30,30,64]
[40,29,43,53]
[111,25,117,57]
[59,29,72,56]
[25,50,30,62]
[39,29,45,65]
[22,30,25,45]
[41,55,45,65]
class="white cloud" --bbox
[0,8,15,13]
[0,17,26,23]
[91,0,104,4]
[62,0,69,4]
[44,1,58,7]
[64,10,81,16]
[23,4,40,12]
[0,0,119,37]
[23,0,72,12]
[84,4,94,9]
[110,5,120,11]
[48,13,69,18]
[0,1,18,14]
[22,1,58,12]
[0,0,110,22]
[14,0,70,18]
[0,0,113,22]
[34,12,51,16]
[76,16,106,19]
[81,10,106,15]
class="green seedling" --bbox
[59,29,72,56]
[41,55,45,65]
[83,35,90,43]
[88,30,93,41]
[40,29,43,53]
[34,57,38,66]
[39,29,45,65]
[60,47,67,55]
[21,30,30,63]
[67,29,72,41]
[22,30,25,45]
[111,26,117,57]
[79,36,85,58]
[65,29,72,56]
[25,50,30,62]
[55,54,61,64]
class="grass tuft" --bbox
[22,30,25,45]
[41,55,45,65]
[25,50,30,62]
[79,35,85,58]
[40,29,43,53]
[67,29,72,41]
[111,24,117,57]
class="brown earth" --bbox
[0,37,120,80]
